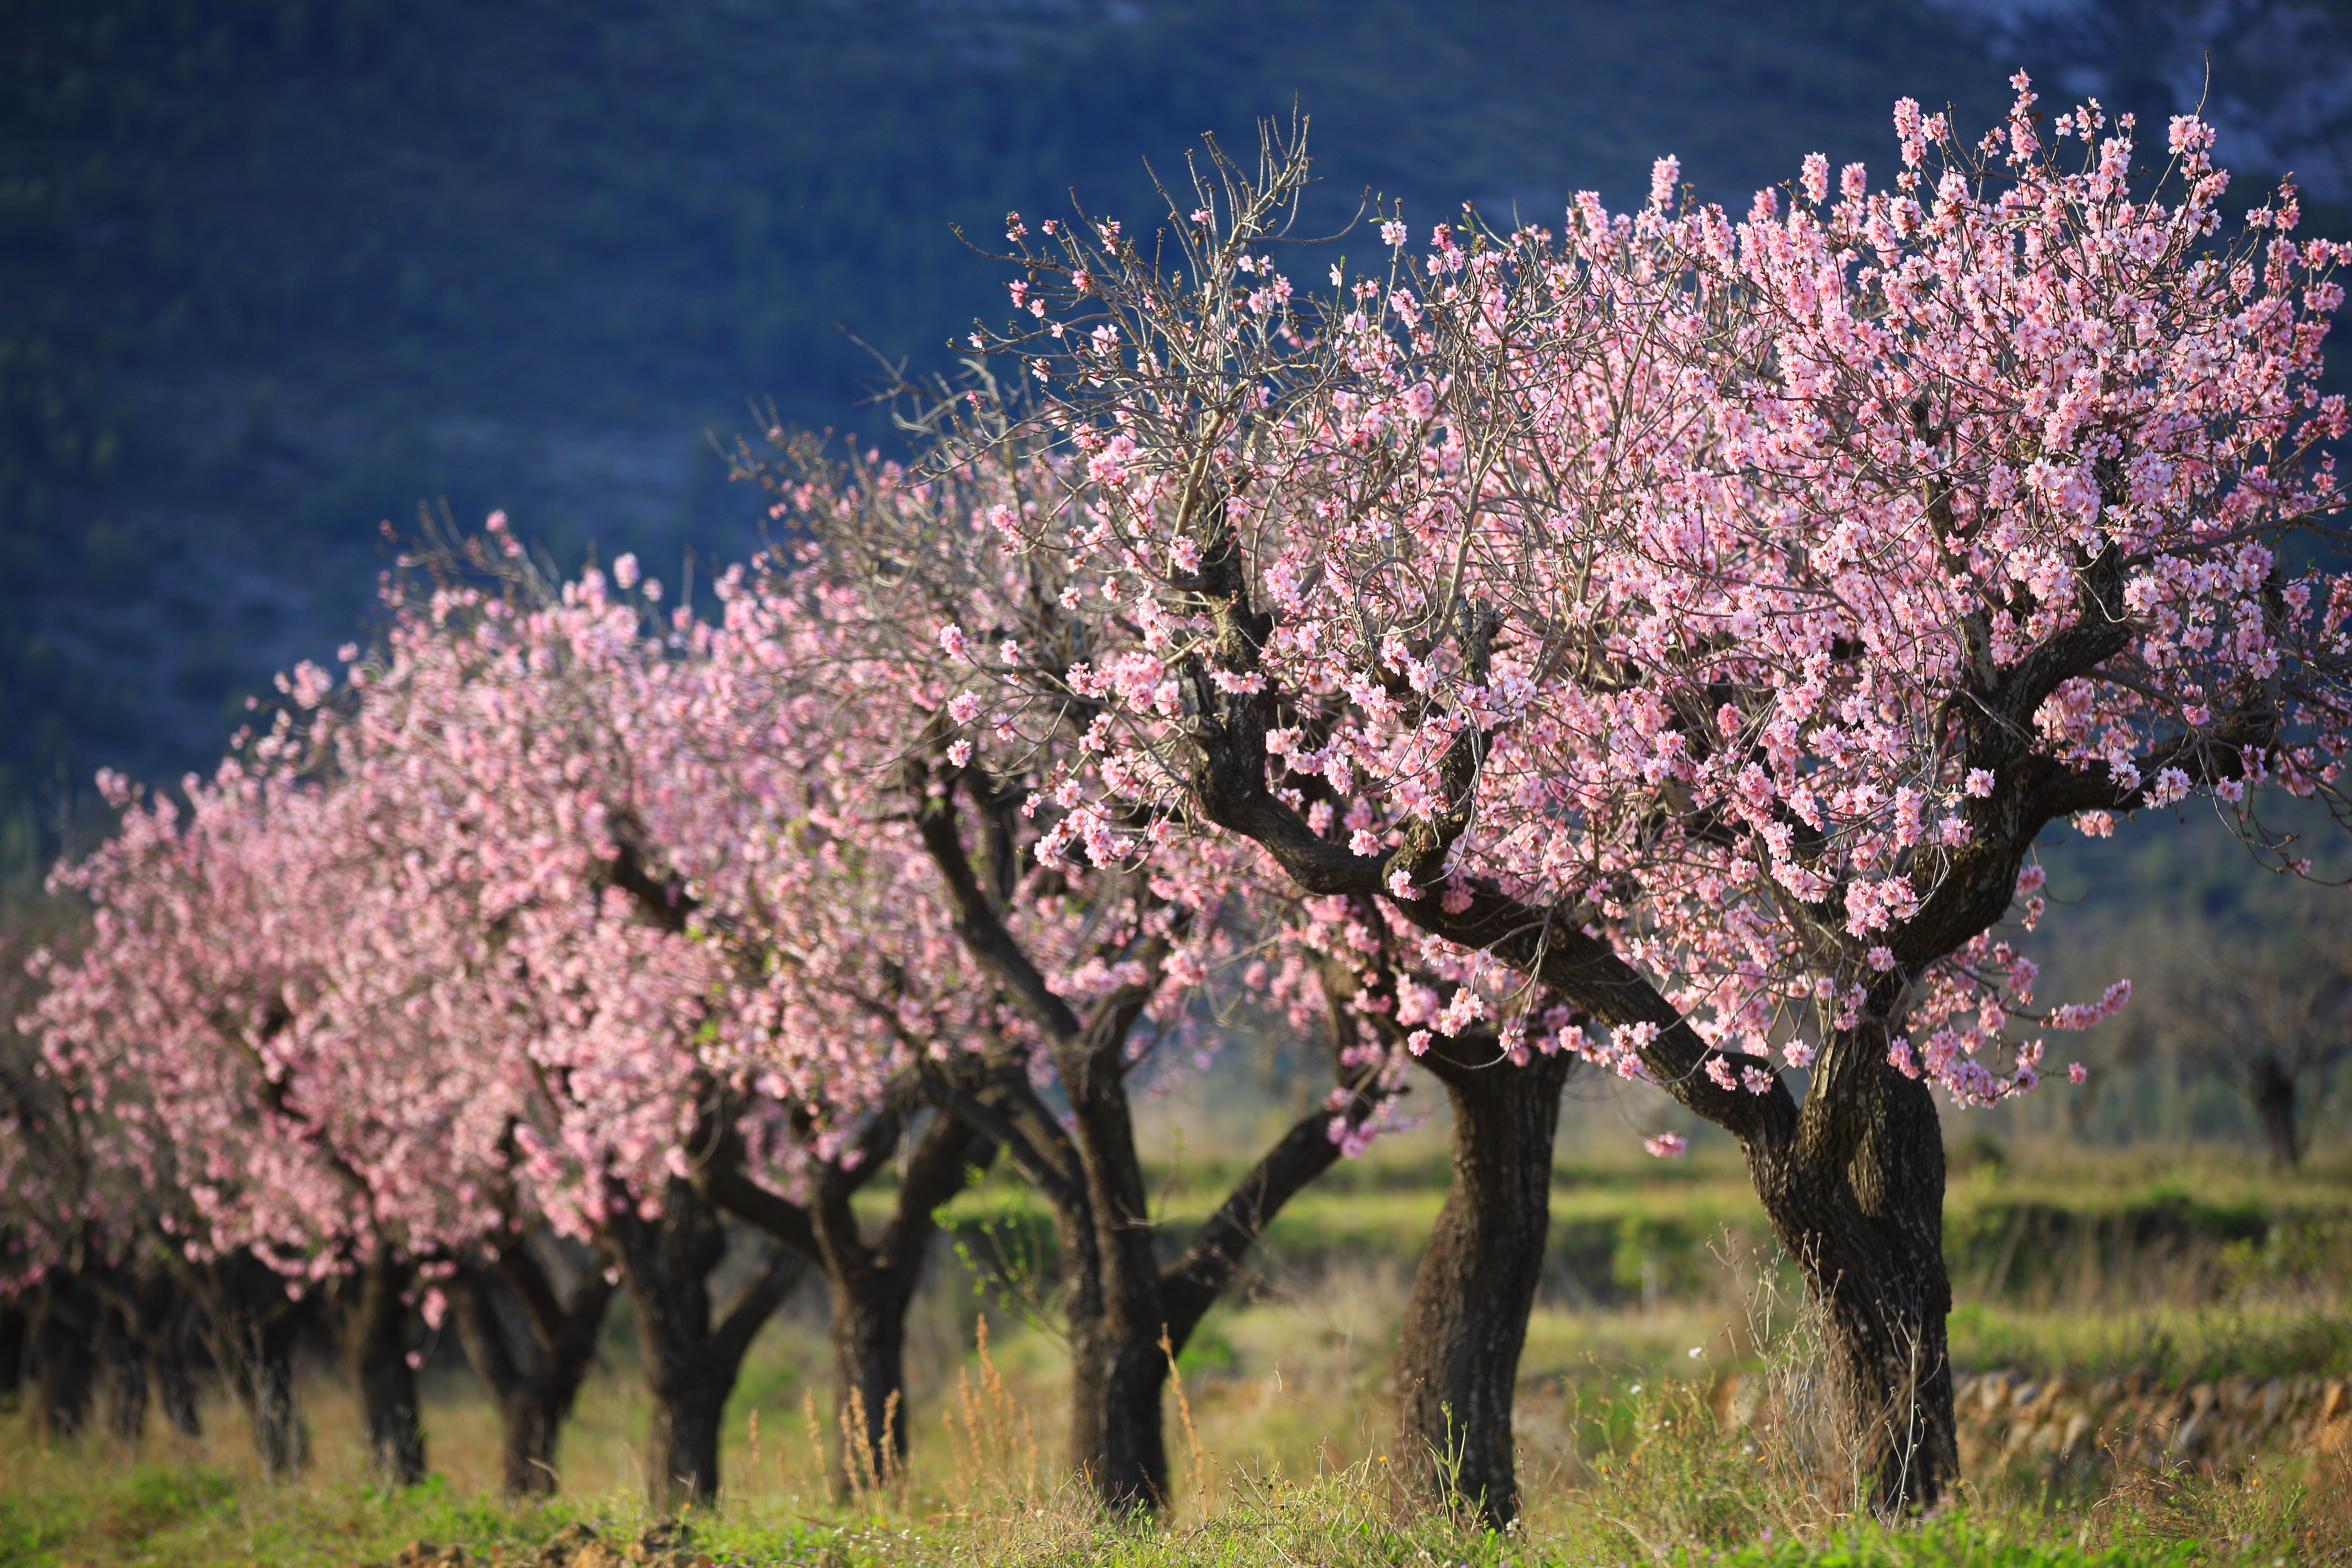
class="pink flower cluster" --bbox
[954,78,2347,1118]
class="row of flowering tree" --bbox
[8,495,1436,1511]
[904,76,2347,1519]
[9,72,2344,1527]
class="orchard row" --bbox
[5,75,2346,1524]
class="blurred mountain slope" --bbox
[0,0,2340,852]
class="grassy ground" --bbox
[6,1139,2349,1565]
[5,1372,2346,1566]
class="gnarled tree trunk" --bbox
[1748,1038,1955,1515]
[700,1099,996,1494]
[910,775,1397,1516]
[1390,1046,1571,1527]
[818,1114,991,1489]
[992,1039,1387,1514]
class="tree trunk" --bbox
[155,1317,203,1441]
[243,1326,308,1479]
[448,1251,615,1498]
[824,1256,910,1488]
[183,1254,312,1479]
[346,1257,426,1485]
[819,1112,993,1492]
[2252,1057,2302,1168]
[644,1369,728,1509]
[0,1302,24,1404]
[1748,1050,1955,1515]
[498,1387,567,1498]
[909,779,1395,1517]
[86,1266,204,1442]
[1072,1328,1173,1511]
[1390,1048,1570,1528]
[1056,1017,1173,1513]
[99,1302,149,1442]
[612,1177,808,1512]
[29,1275,97,1441]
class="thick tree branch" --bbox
[713,1243,809,1369]
[910,776,1086,1043]
[1156,1107,1340,1352]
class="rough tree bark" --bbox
[344,1256,426,1485]
[1389,1043,1572,1526]
[448,1240,616,1497]
[608,1176,807,1511]
[1743,1035,1956,1513]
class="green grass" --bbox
[3,1403,2342,1568]
[7,1143,2348,1565]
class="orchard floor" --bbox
[6,1141,2350,1566]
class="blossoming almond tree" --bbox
[358,526,1014,1494]
[29,597,798,1505]
[27,763,460,1481]
[299,559,814,1510]
[951,85,2347,1515]
[754,406,1589,1522]
[714,450,1416,1511]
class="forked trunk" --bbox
[809,1111,991,1494]
[612,1177,808,1512]
[1390,1048,1571,1527]
[908,779,1387,1517]
[347,1257,426,1485]
[448,1249,615,1497]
